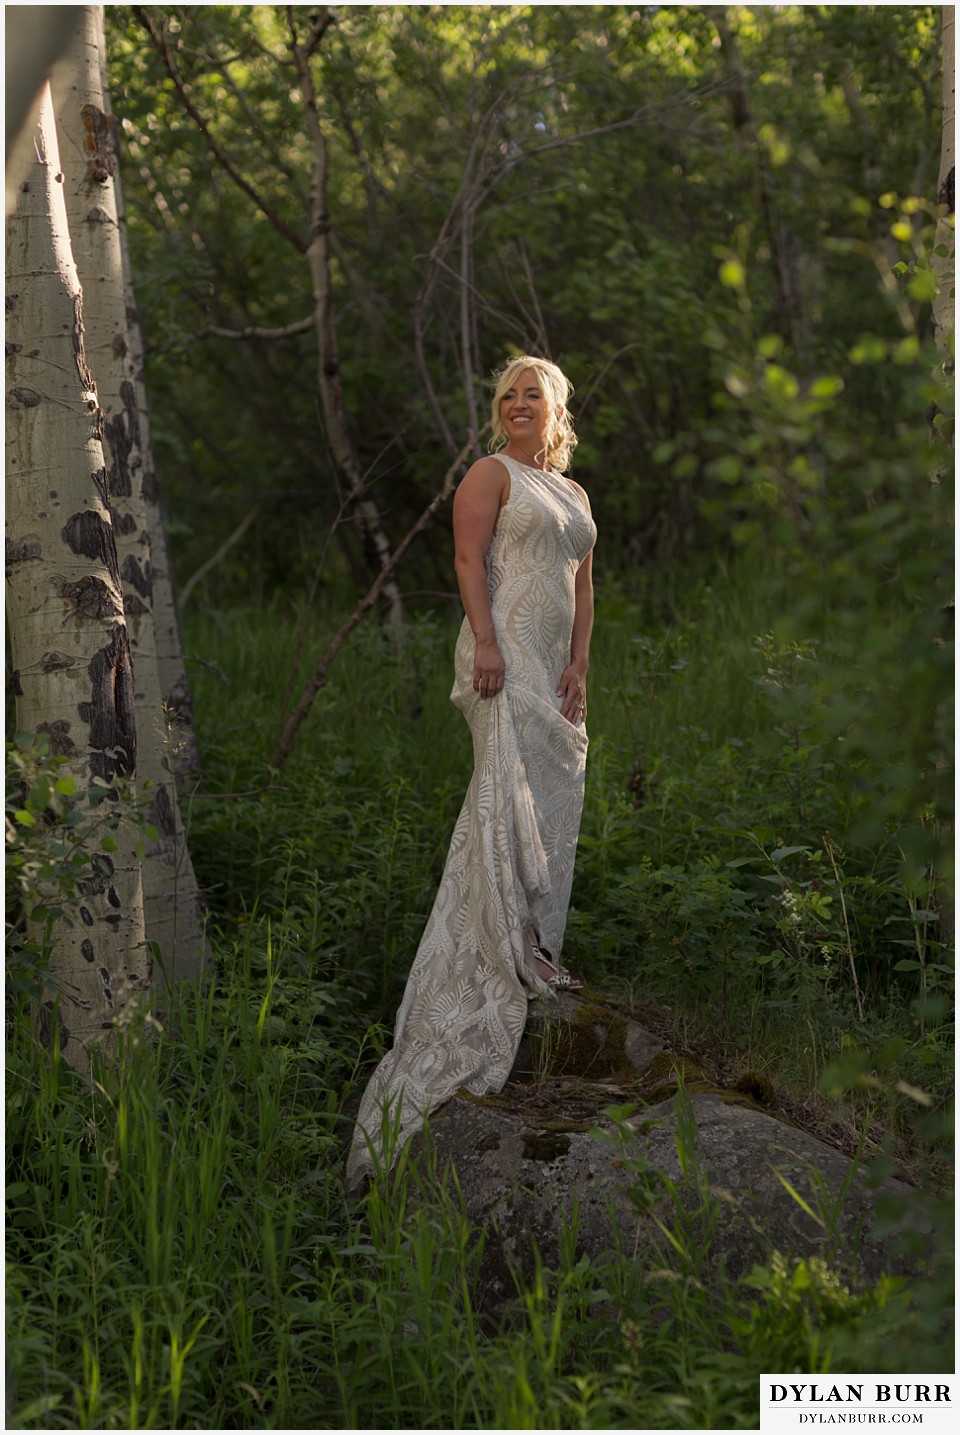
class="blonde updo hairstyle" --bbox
[488,355,578,472]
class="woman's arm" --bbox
[452,457,509,699]
[556,549,594,722]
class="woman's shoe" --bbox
[532,946,583,991]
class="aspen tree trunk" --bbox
[710,7,805,360]
[288,8,404,626]
[96,24,201,785]
[134,4,405,625]
[50,5,205,988]
[932,5,955,366]
[6,81,151,1069]
[932,5,954,948]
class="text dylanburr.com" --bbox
[760,1378,957,1432]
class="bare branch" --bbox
[197,316,314,342]
[179,506,260,609]
[275,421,412,727]
[302,7,336,57]
[132,5,307,254]
[286,5,405,623]
[269,424,488,774]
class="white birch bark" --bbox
[932,5,955,366]
[6,80,151,1069]
[932,6,955,950]
[289,11,405,627]
[50,6,205,987]
[97,28,202,783]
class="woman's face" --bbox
[500,367,551,448]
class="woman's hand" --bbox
[474,637,506,699]
[556,663,588,724]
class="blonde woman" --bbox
[347,357,596,1187]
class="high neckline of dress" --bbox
[501,453,563,480]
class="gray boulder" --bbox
[407,993,929,1315]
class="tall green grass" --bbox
[6,568,952,1427]
[7,986,951,1429]
[183,573,953,1106]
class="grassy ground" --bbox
[5,569,953,1427]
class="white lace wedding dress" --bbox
[346,455,597,1187]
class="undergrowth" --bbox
[6,568,954,1427]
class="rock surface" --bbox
[406,992,928,1314]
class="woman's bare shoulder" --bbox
[462,454,510,483]
[456,454,511,503]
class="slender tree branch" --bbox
[301,8,336,57]
[197,317,314,342]
[275,422,412,727]
[132,5,307,254]
[286,3,405,624]
[268,425,488,774]
[179,507,261,608]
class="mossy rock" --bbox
[512,994,665,1084]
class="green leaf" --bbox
[906,269,938,303]
[769,845,809,862]
[719,257,746,290]
[14,810,36,827]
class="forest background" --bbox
[5,3,955,1429]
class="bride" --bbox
[346,355,596,1188]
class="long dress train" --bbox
[345,455,597,1188]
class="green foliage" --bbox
[105,3,944,595]
[7,7,953,1423]
[6,588,952,1426]
[5,735,158,999]
[8,1018,949,1428]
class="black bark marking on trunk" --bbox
[141,470,160,504]
[62,510,114,566]
[120,380,140,439]
[36,720,77,757]
[6,341,23,355]
[7,293,19,310]
[80,103,118,184]
[105,381,142,503]
[114,512,138,536]
[80,907,94,927]
[85,206,111,225]
[106,886,121,909]
[77,626,137,780]
[9,386,42,407]
[91,466,110,508]
[5,536,43,568]
[10,670,23,697]
[39,1001,70,1049]
[164,675,196,728]
[40,650,77,672]
[120,553,153,601]
[151,783,176,838]
[938,165,955,213]
[103,913,122,927]
[52,573,122,620]
[81,938,95,961]
[78,851,114,898]
[105,414,132,498]
[71,292,97,396]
